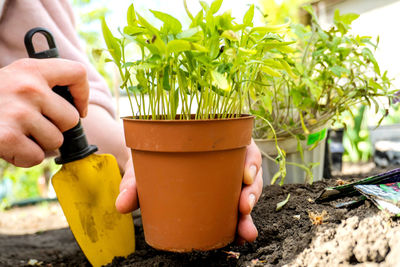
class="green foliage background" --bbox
[259,0,397,164]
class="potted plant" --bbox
[102,0,291,252]
[250,6,394,185]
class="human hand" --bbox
[0,58,89,167]
[237,139,263,244]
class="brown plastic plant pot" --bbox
[122,115,254,252]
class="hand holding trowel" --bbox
[24,27,135,267]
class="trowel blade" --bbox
[52,153,135,267]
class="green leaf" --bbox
[101,18,121,67]
[334,9,359,34]
[362,48,381,75]
[334,10,359,26]
[123,25,144,36]
[128,85,144,94]
[163,66,171,91]
[317,30,329,41]
[302,5,318,22]
[238,47,257,55]
[177,69,188,93]
[209,0,223,14]
[136,70,149,90]
[221,30,238,41]
[216,63,233,74]
[127,4,136,26]
[276,194,290,211]
[121,61,135,68]
[177,26,202,40]
[262,65,281,77]
[262,95,272,114]
[151,36,167,56]
[192,10,204,27]
[271,170,282,185]
[368,77,383,90]
[330,66,351,77]
[133,37,160,55]
[219,10,235,29]
[191,43,208,52]
[280,60,297,79]
[209,37,220,59]
[243,5,254,26]
[167,40,191,54]
[199,1,210,13]
[91,48,104,62]
[307,128,327,146]
[147,54,162,63]
[304,78,322,99]
[276,45,296,53]
[260,41,296,50]
[211,70,230,91]
[136,12,160,35]
[150,10,182,35]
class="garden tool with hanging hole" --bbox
[24,27,135,267]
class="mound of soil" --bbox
[1,165,400,266]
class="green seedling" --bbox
[102,0,293,120]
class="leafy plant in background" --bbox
[251,6,394,183]
[102,0,293,120]
[253,7,393,139]
[341,99,400,163]
[0,159,59,208]
[341,106,372,162]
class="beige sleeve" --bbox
[0,0,116,118]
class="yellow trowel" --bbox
[24,27,135,267]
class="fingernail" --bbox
[249,194,256,211]
[249,165,257,183]
[116,188,127,204]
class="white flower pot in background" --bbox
[255,126,328,185]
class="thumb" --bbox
[115,159,139,213]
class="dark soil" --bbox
[107,181,379,267]
[0,228,88,267]
[0,165,399,267]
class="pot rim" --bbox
[123,114,254,152]
[121,114,254,123]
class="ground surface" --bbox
[1,162,400,267]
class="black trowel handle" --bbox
[24,27,97,164]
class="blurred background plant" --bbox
[0,159,59,209]
[259,0,399,169]
[340,106,371,162]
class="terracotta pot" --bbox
[122,115,253,252]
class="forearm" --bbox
[81,104,130,173]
